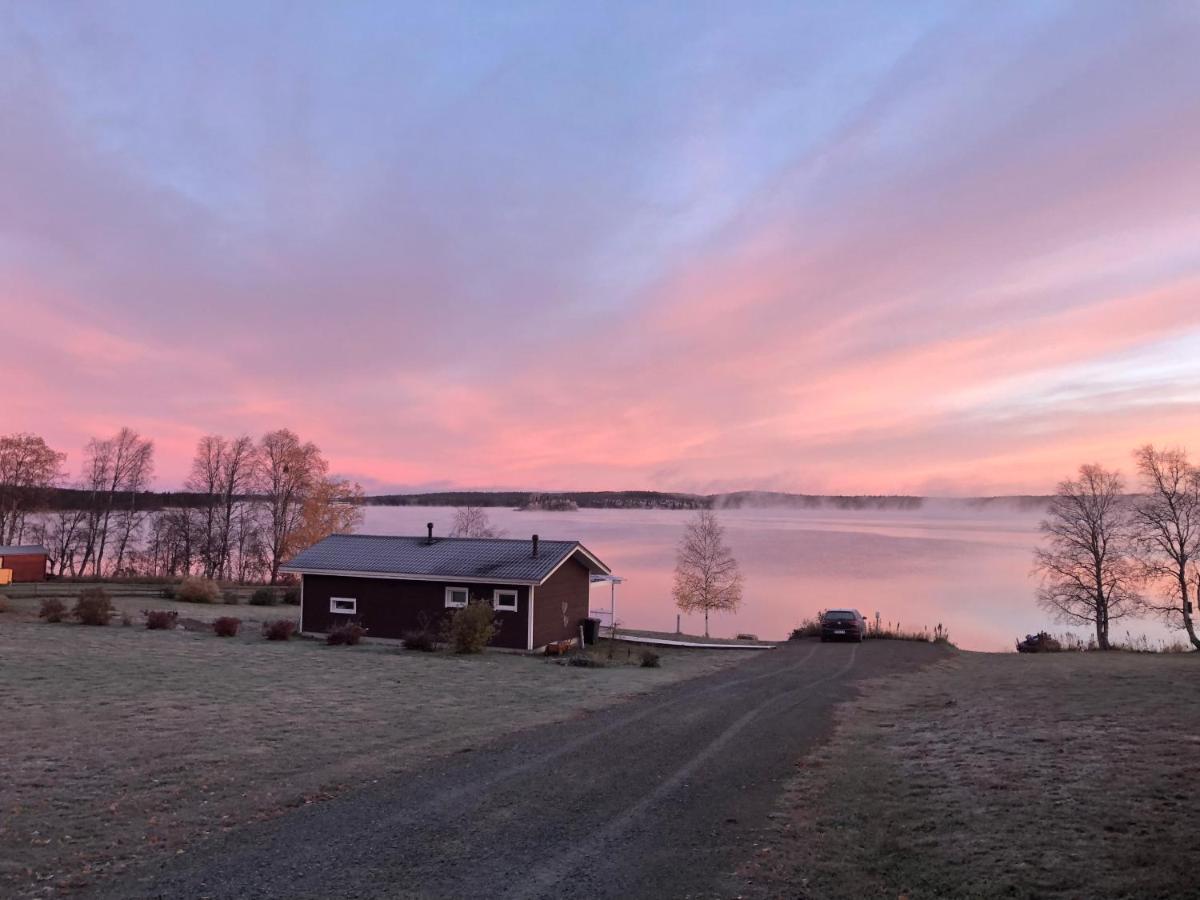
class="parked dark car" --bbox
[820,608,866,642]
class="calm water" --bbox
[361,504,1173,651]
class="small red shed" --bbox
[0,545,49,583]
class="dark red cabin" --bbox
[281,531,611,651]
[0,545,49,583]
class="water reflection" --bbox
[361,504,1175,651]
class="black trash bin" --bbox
[581,617,601,645]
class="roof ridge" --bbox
[330,532,579,544]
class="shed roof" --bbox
[0,545,48,556]
[280,533,609,585]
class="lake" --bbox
[361,503,1175,651]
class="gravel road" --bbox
[95,640,946,899]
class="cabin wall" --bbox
[301,574,530,649]
[532,557,591,649]
[0,553,47,582]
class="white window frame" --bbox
[329,596,357,615]
[445,586,469,609]
[493,588,519,612]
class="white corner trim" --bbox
[298,576,305,633]
[445,586,469,609]
[493,588,519,612]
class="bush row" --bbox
[35,590,614,660]
[158,580,300,606]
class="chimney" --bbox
[427,522,434,545]
[531,534,539,558]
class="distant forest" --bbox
[33,486,1052,512]
[364,490,1036,510]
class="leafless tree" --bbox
[30,505,87,576]
[449,505,503,538]
[1033,464,1139,650]
[1130,444,1200,649]
[672,508,743,637]
[216,436,257,579]
[231,502,268,582]
[77,428,154,576]
[0,433,65,545]
[185,434,259,579]
[186,435,225,577]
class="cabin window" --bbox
[493,589,519,612]
[445,586,469,608]
[330,597,357,614]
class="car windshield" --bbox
[824,611,857,622]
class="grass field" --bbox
[743,650,1199,899]
[0,590,742,897]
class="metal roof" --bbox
[280,533,610,584]
[0,545,48,556]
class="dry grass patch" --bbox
[744,651,1199,899]
[0,617,740,896]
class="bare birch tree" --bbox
[1130,444,1200,649]
[672,508,743,637]
[186,435,225,577]
[216,436,257,579]
[185,434,259,578]
[449,505,503,538]
[0,433,65,545]
[1034,464,1139,650]
[77,428,154,576]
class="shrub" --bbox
[736,633,759,641]
[1016,632,1063,653]
[144,609,179,630]
[327,622,367,646]
[176,576,221,604]
[249,587,278,607]
[73,588,114,626]
[213,616,241,637]
[790,617,823,639]
[402,629,436,651]
[567,652,606,668]
[445,600,498,654]
[262,619,296,641]
[222,589,240,605]
[40,597,67,622]
[159,585,176,600]
[640,650,661,668]
[402,612,438,651]
[281,586,301,605]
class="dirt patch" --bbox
[743,651,1200,899]
[0,608,741,897]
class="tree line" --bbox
[1035,444,1200,650]
[0,429,363,583]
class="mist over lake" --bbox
[362,502,1177,651]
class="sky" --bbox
[2,1,1200,496]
